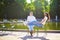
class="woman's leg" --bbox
[28,21,43,27]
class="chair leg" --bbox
[43,26,47,37]
[37,28,39,37]
[27,29,30,35]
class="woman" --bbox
[24,11,37,36]
[28,12,50,36]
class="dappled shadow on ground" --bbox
[0,32,16,36]
[0,31,8,36]
[0,33,8,36]
[21,35,49,40]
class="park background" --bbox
[0,0,60,30]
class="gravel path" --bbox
[0,31,60,40]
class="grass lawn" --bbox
[0,22,60,30]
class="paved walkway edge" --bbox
[0,29,60,33]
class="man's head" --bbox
[29,11,33,16]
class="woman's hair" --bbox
[45,12,50,21]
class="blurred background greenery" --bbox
[0,0,60,19]
[0,0,60,30]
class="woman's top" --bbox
[41,16,48,25]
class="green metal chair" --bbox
[36,22,48,37]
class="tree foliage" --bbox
[0,0,58,19]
